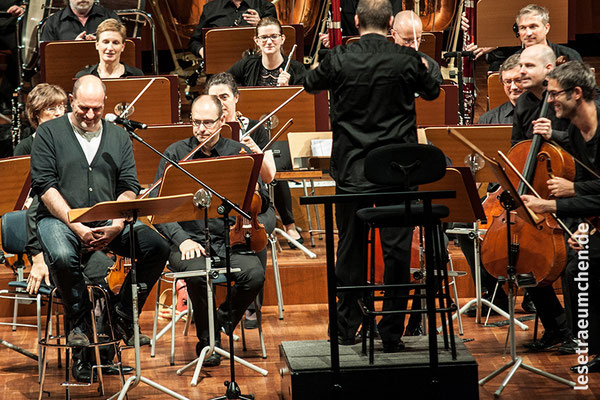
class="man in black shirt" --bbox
[304,0,440,352]
[479,54,524,125]
[154,95,267,366]
[31,75,169,348]
[40,0,119,42]
[188,0,277,59]
[522,61,600,369]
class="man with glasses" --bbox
[391,10,442,86]
[479,54,524,125]
[188,0,277,59]
[521,61,600,372]
[30,75,169,352]
[153,95,267,367]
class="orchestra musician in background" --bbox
[478,53,524,125]
[188,0,277,60]
[522,61,600,372]
[153,95,267,366]
[40,0,120,42]
[75,18,143,79]
[304,0,440,352]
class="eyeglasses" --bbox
[502,78,522,86]
[191,117,219,129]
[398,37,424,46]
[256,34,282,43]
[44,104,66,113]
[547,88,573,100]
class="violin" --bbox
[107,255,130,294]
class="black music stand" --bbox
[448,131,576,396]
[69,194,194,400]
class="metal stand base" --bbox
[273,227,317,258]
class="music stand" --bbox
[449,130,576,396]
[69,194,194,400]
[445,128,529,330]
[153,157,268,391]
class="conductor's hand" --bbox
[7,5,25,16]
[532,117,552,140]
[277,68,291,86]
[547,177,575,198]
[179,239,206,260]
[242,9,260,26]
[241,136,261,154]
[27,253,51,295]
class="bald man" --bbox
[511,44,571,146]
[31,75,169,349]
[391,10,442,85]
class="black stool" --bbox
[355,143,457,369]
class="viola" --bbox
[229,191,268,252]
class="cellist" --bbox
[522,61,600,373]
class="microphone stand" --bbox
[124,126,263,399]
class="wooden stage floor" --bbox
[0,300,597,399]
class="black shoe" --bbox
[521,292,536,314]
[217,308,236,336]
[244,317,258,330]
[196,341,222,366]
[67,325,90,347]
[114,315,151,346]
[571,355,600,373]
[523,330,564,352]
[558,337,578,355]
[103,365,134,375]
[287,234,305,250]
[383,339,406,353]
[404,323,423,336]
[72,357,94,383]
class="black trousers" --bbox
[334,188,412,344]
[168,248,265,343]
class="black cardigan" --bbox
[227,54,305,86]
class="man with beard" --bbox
[41,0,120,42]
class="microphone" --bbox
[105,113,148,130]
[193,189,212,209]
[443,51,475,59]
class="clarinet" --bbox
[462,0,477,125]
[11,91,21,149]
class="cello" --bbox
[480,92,575,286]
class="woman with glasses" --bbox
[14,83,67,156]
[227,17,305,87]
[75,19,143,79]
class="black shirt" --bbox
[511,90,570,146]
[420,52,442,86]
[478,101,515,125]
[153,136,269,257]
[227,54,305,86]
[31,115,140,222]
[40,4,120,41]
[75,62,144,79]
[487,40,582,71]
[304,33,440,192]
[0,0,19,33]
[187,0,277,56]
[556,105,600,218]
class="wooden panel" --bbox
[103,75,179,125]
[237,86,329,134]
[39,38,141,92]
[477,0,568,47]
[0,156,30,216]
[204,25,303,75]
[416,87,446,126]
[488,72,508,111]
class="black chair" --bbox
[355,143,457,368]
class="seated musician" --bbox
[205,72,276,329]
[0,1,24,112]
[75,19,143,79]
[153,95,267,366]
[391,10,442,85]
[227,16,305,245]
[227,17,305,87]
[464,4,582,71]
[478,53,524,125]
[40,0,120,42]
[511,45,576,353]
[522,61,600,372]
[30,75,169,352]
[188,0,277,59]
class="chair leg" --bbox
[433,225,449,349]
[151,275,163,357]
[87,287,105,396]
[269,234,285,320]
[37,294,43,381]
[170,277,177,366]
[256,302,267,359]
[241,314,247,352]
[437,224,457,359]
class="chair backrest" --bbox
[1,210,28,255]
[364,144,446,189]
